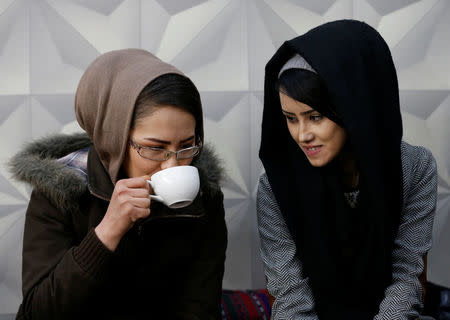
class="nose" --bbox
[161,153,180,170]
[297,123,313,143]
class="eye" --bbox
[181,143,194,149]
[284,115,298,123]
[310,114,323,122]
[147,146,165,150]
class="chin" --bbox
[309,161,325,167]
[307,157,330,168]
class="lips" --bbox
[302,145,322,156]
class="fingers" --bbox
[129,207,151,223]
[119,176,149,189]
[115,178,150,198]
[127,196,150,209]
[141,175,153,193]
[116,176,154,197]
[125,188,150,199]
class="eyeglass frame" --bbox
[128,139,202,161]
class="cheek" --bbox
[138,158,161,175]
[287,123,298,142]
[329,128,347,154]
[124,151,160,177]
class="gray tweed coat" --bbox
[257,141,437,320]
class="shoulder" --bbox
[401,141,435,172]
[9,133,93,215]
[259,172,269,185]
[193,143,225,199]
[257,173,275,199]
[257,173,280,217]
[401,141,437,196]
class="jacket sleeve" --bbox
[173,189,228,320]
[17,190,113,320]
[257,174,319,320]
[375,148,438,320]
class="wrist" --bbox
[94,222,122,252]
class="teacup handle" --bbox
[147,180,164,203]
[150,194,164,202]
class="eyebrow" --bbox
[282,109,315,116]
[143,135,195,145]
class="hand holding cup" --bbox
[95,176,151,251]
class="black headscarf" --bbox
[259,20,403,319]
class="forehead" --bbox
[131,106,195,137]
[279,92,314,113]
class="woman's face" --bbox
[123,105,196,178]
[279,92,347,167]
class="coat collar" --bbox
[87,147,114,201]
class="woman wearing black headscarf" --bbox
[257,20,437,319]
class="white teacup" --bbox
[147,165,200,209]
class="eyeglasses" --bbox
[129,140,202,161]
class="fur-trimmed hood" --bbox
[9,133,224,215]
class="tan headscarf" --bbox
[75,49,183,184]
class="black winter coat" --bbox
[10,133,227,320]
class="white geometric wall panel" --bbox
[0,0,449,316]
